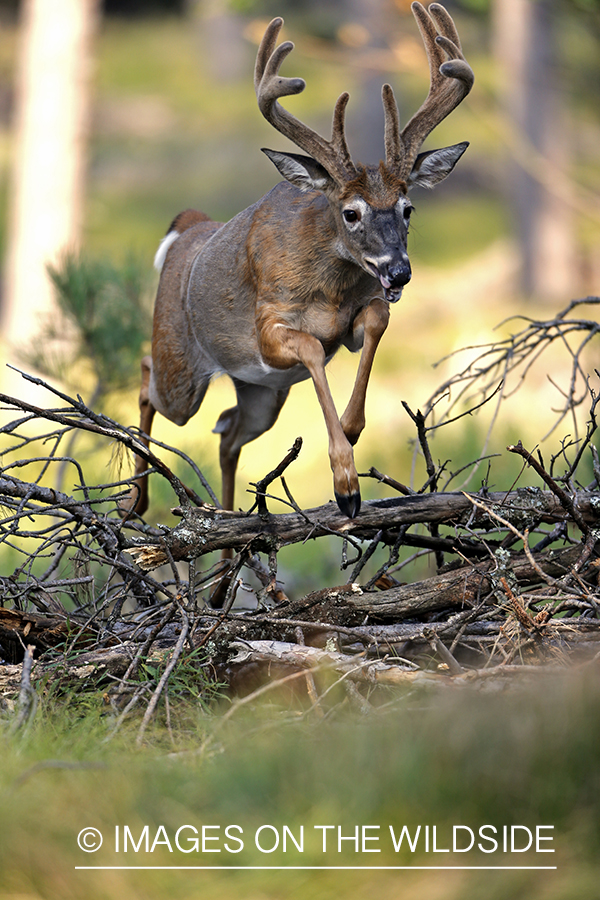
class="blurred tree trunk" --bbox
[3,0,100,363]
[194,0,249,83]
[345,0,391,164]
[492,0,577,301]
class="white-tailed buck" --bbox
[125,2,473,521]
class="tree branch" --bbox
[127,488,600,568]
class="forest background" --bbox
[0,1,599,899]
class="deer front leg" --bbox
[260,325,361,518]
[340,297,390,446]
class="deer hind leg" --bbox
[210,381,289,608]
[120,355,156,516]
[213,380,291,511]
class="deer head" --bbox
[254,2,474,302]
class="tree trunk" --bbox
[492,0,577,300]
[3,0,100,371]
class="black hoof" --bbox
[335,490,361,519]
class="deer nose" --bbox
[387,258,412,288]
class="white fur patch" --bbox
[154,230,179,272]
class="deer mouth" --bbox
[364,262,405,304]
[385,287,403,303]
[378,273,404,304]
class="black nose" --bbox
[388,259,412,287]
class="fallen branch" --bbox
[272,544,592,621]
[229,639,440,687]
[227,639,580,690]
[136,610,189,746]
[128,488,600,567]
[1,353,599,725]
[508,440,589,534]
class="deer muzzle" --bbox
[377,256,411,303]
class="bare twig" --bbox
[11,645,38,732]
[249,437,303,516]
[136,611,190,746]
[508,440,589,534]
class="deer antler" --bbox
[384,2,474,179]
[254,18,357,184]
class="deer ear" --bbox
[262,148,334,192]
[407,141,469,189]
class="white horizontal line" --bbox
[75,866,558,871]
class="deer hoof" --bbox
[335,489,361,519]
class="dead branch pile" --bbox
[0,297,599,733]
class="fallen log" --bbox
[337,545,586,620]
[0,608,99,663]
[228,639,440,687]
[226,639,580,690]
[126,489,600,568]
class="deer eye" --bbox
[403,205,414,220]
[343,208,361,224]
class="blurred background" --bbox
[0,9,599,898]
[0,0,598,563]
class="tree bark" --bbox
[127,489,600,568]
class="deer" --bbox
[123,2,473,529]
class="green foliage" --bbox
[23,252,152,404]
[456,0,490,13]
[138,645,223,712]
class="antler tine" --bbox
[254,18,356,184]
[254,19,305,106]
[397,2,474,179]
[254,17,284,90]
[382,83,402,171]
[330,92,354,172]
[428,2,463,52]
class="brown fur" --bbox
[122,6,472,565]
[168,208,213,234]
[339,164,408,207]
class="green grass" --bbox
[0,669,599,898]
